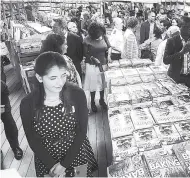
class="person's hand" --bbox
[181,42,190,54]
[49,162,66,177]
[108,55,112,63]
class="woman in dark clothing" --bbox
[20,52,98,177]
[83,22,110,112]
[1,80,23,160]
[40,34,82,87]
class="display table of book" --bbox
[105,59,190,177]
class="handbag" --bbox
[44,164,88,177]
[86,45,107,88]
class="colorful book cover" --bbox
[142,82,160,98]
[131,58,152,67]
[143,148,187,177]
[108,154,149,177]
[174,120,190,141]
[133,127,161,151]
[130,108,155,130]
[108,112,134,138]
[154,123,181,145]
[173,141,190,176]
[112,135,138,161]
[154,73,168,80]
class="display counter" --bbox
[105,58,190,177]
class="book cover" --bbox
[105,69,123,79]
[111,86,128,94]
[154,123,181,145]
[140,74,156,83]
[108,60,120,69]
[133,127,161,151]
[154,73,168,80]
[107,94,118,108]
[149,65,168,74]
[143,148,187,177]
[173,141,190,176]
[119,59,132,68]
[175,93,190,105]
[153,96,179,109]
[131,58,152,67]
[111,77,128,86]
[108,112,134,138]
[121,68,139,77]
[125,75,143,85]
[174,120,190,141]
[108,154,149,177]
[149,106,186,124]
[112,135,138,161]
[114,93,132,105]
[130,108,155,130]
[136,67,154,75]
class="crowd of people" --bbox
[1,2,190,177]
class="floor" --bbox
[1,64,112,177]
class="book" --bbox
[153,96,179,109]
[108,112,134,138]
[175,93,190,105]
[154,73,168,80]
[121,68,139,77]
[114,93,131,105]
[105,69,123,79]
[107,94,118,108]
[173,141,190,176]
[154,123,181,145]
[140,74,155,83]
[174,120,190,141]
[131,58,152,67]
[111,86,128,94]
[143,148,187,177]
[130,108,155,130]
[119,59,132,68]
[149,65,168,74]
[149,106,187,124]
[112,135,138,161]
[125,75,143,85]
[136,67,154,75]
[108,60,120,69]
[108,154,149,177]
[111,77,128,86]
[133,127,161,151]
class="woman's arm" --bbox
[60,88,88,168]
[20,97,57,170]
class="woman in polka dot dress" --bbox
[20,52,98,177]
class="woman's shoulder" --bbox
[65,82,85,99]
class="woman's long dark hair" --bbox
[33,52,71,122]
[40,34,65,54]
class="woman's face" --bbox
[41,66,68,94]
[172,19,177,26]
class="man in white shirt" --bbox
[108,17,124,61]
